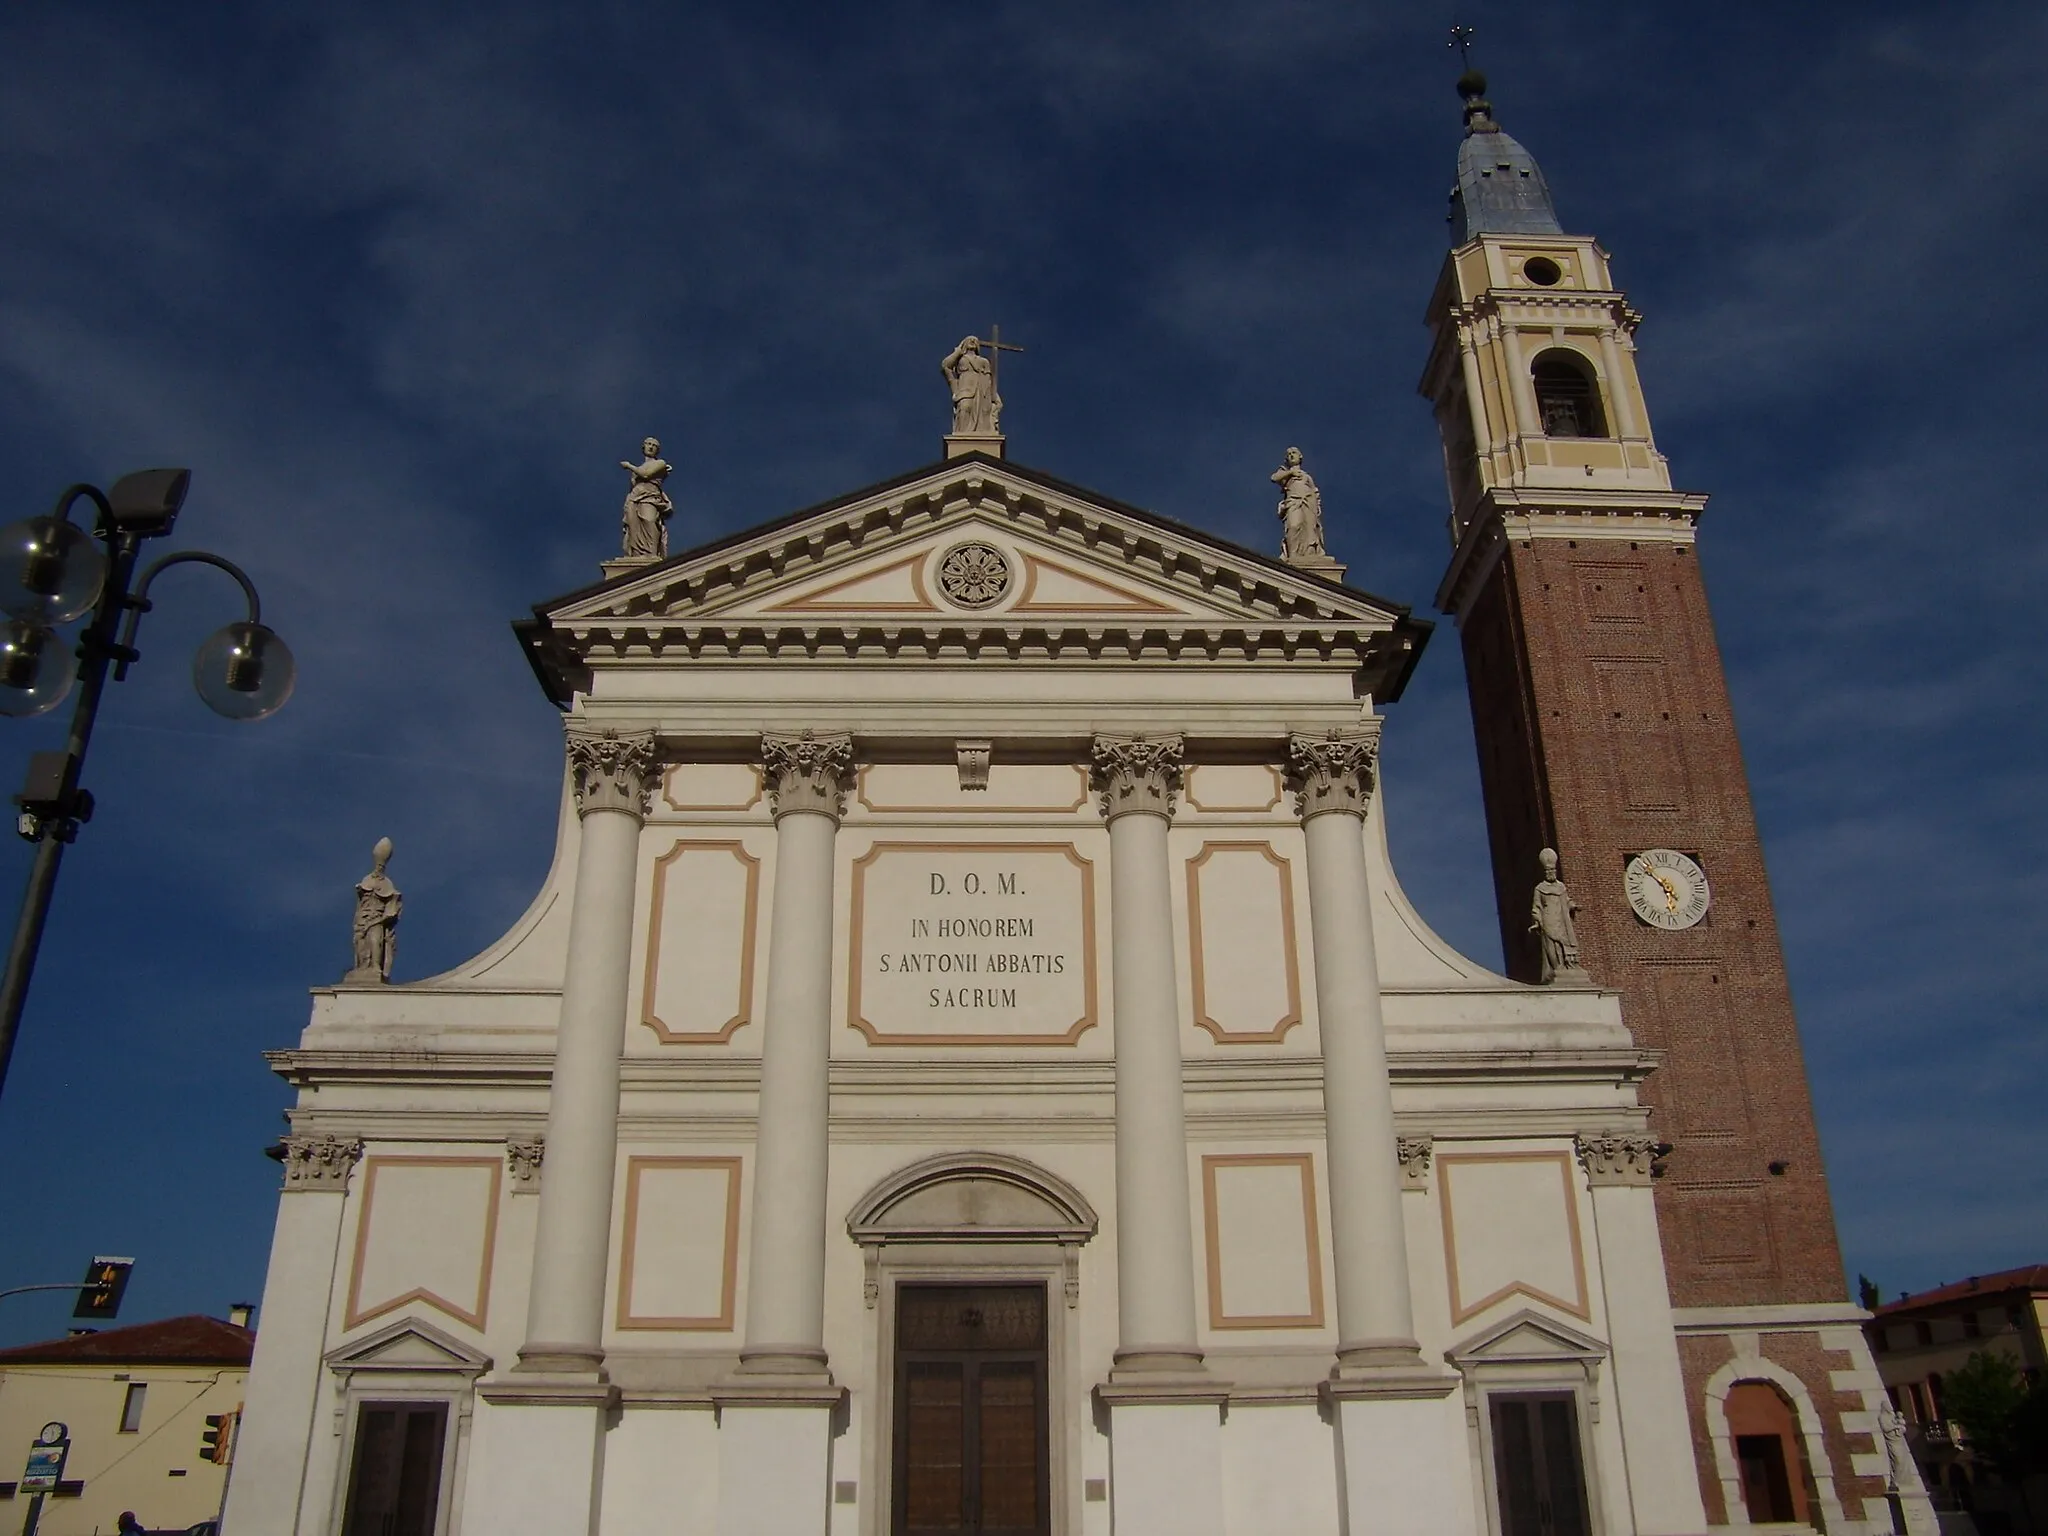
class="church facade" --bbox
[222,79,1925,1536]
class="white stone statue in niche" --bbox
[347,837,402,983]
[619,436,674,558]
[943,336,1000,435]
[1272,446,1326,564]
[1529,846,1587,984]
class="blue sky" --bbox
[0,1,2041,1347]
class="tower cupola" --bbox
[1448,71,1562,244]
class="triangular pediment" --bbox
[1446,1308,1607,1369]
[521,457,1429,698]
[326,1317,492,1377]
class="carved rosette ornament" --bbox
[1285,728,1380,820]
[566,726,659,820]
[1089,734,1185,821]
[1575,1133,1659,1187]
[280,1134,364,1192]
[1397,1135,1435,1190]
[936,542,1012,609]
[506,1138,545,1194]
[761,730,856,822]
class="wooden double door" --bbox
[893,1284,1051,1536]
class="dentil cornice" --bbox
[566,726,660,819]
[1286,728,1380,820]
[761,730,856,821]
[1089,734,1185,821]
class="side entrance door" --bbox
[339,1399,447,1536]
[1489,1391,1591,1536]
[893,1283,1050,1536]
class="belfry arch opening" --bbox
[1530,349,1609,438]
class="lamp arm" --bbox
[44,484,113,533]
[0,1281,99,1303]
[112,550,263,680]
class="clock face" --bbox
[38,1422,67,1445]
[1624,849,1710,930]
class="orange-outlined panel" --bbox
[641,840,760,1043]
[345,1156,502,1331]
[1202,1154,1326,1329]
[615,1156,743,1331]
[847,841,1099,1046]
[1186,841,1303,1043]
[1438,1151,1590,1323]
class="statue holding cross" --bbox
[942,327,1022,437]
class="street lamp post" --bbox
[0,470,294,1106]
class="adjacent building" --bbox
[0,1313,252,1535]
[1867,1265,2048,1516]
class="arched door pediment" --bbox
[847,1151,1098,1246]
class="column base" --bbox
[1329,1336,1459,1395]
[715,1399,836,1535]
[1330,1392,1476,1535]
[512,1341,609,1379]
[1109,1345,1209,1383]
[1106,1399,1225,1536]
[731,1343,834,1386]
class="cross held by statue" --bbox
[984,324,1023,400]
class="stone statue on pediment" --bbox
[1272,447,1328,565]
[346,837,402,983]
[1530,847,1587,984]
[620,437,674,559]
[944,337,999,435]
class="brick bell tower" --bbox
[1421,69,1899,1528]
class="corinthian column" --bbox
[518,725,657,1375]
[737,730,855,1378]
[1287,728,1423,1377]
[1092,734,1205,1378]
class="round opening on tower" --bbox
[1522,256,1563,286]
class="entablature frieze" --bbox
[262,1048,1664,1106]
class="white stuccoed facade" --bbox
[225,454,1717,1535]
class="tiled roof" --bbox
[1873,1264,2048,1317]
[0,1315,253,1367]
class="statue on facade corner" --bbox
[620,436,674,558]
[1272,447,1327,564]
[1877,1402,1913,1490]
[347,837,402,983]
[943,336,999,435]
[1529,847,1584,983]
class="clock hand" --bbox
[1652,870,1681,911]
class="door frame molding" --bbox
[1447,1309,1612,1536]
[322,1317,490,1536]
[848,1153,1098,1536]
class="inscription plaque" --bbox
[849,842,1098,1044]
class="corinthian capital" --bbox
[566,726,660,819]
[1286,729,1380,820]
[1575,1132,1660,1187]
[761,730,856,821]
[1089,734,1185,821]
[279,1134,363,1192]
